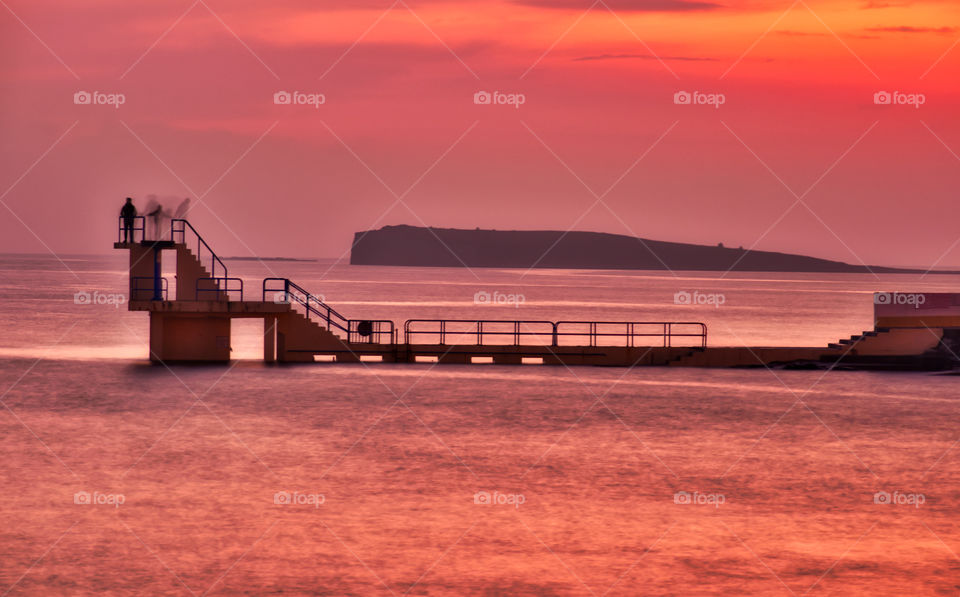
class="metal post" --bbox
[152,246,162,301]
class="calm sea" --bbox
[0,254,958,595]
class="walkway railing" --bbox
[196,277,244,301]
[555,321,707,348]
[131,276,168,301]
[404,320,557,346]
[403,319,707,348]
[263,278,395,344]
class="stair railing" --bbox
[170,219,228,281]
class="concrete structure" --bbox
[115,219,960,369]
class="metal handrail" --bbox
[262,278,396,344]
[196,277,244,301]
[404,320,558,346]
[403,319,708,348]
[131,276,168,301]
[117,216,146,244]
[170,219,228,281]
[555,321,707,348]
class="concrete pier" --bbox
[114,218,960,369]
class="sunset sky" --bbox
[1,0,959,267]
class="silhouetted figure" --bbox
[146,204,165,240]
[120,197,137,242]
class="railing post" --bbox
[552,323,558,347]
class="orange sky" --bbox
[1,0,959,267]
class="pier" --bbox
[115,218,960,369]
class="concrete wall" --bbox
[149,313,231,362]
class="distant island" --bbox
[350,225,950,274]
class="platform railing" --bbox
[404,320,557,346]
[170,219,228,281]
[555,321,707,348]
[130,276,168,301]
[196,277,244,301]
[403,319,707,348]
[262,278,395,344]
[117,216,147,244]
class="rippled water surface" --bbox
[1,255,958,595]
